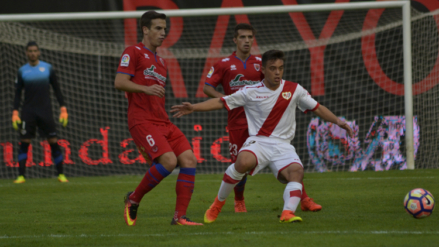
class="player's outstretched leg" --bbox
[123,162,171,226]
[234,176,247,213]
[280,182,303,223]
[171,167,203,226]
[205,164,244,223]
[300,181,322,212]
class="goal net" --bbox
[1,2,438,178]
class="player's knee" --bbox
[177,150,197,168]
[179,155,197,168]
[282,163,303,182]
[225,164,245,181]
[157,152,178,170]
[235,152,257,173]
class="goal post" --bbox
[2,0,435,178]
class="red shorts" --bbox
[130,121,192,163]
[228,128,249,163]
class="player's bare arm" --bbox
[203,85,225,98]
[313,104,353,138]
[114,73,165,98]
[171,98,224,118]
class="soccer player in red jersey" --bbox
[114,11,202,226]
[203,24,321,213]
[172,50,353,223]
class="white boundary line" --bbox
[1,230,439,239]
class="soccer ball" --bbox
[404,188,435,219]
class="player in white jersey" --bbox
[171,50,353,223]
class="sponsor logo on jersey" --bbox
[144,65,166,85]
[144,53,150,59]
[256,95,269,99]
[39,67,45,72]
[135,46,141,50]
[242,140,256,148]
[229,74,260,88]
[256,57,262,61]
[254,64,260,71]
[207,67,214,78]
[121,54,130,67]
[282,92,292,100]
[222,58,230,62]
[230,65,237,70]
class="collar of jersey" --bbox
[233,51,252,69]
[142,44,158,62]
[143,46,156,55]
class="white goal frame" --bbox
[0,0,415,170]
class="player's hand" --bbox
[12,110,21,130]
[337,119,353,138]
[144,85,165,98]
[171,102,194,118]
[59,106,68,127]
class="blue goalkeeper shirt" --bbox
[13,61,65,111]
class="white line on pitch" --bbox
[1,230,439,239]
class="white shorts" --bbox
[239,136,303,184]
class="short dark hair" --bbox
[26,41,39,50]
[234,23,256,38]
[139,11,166,33]
[262,50,285,67]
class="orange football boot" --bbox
[279,210,302,223]
[301,197,322,212]
[204,196,226,223]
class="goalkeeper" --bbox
[12,41,69,184]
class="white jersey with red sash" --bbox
[221,80,319,142]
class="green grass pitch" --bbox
[1,169,438,247]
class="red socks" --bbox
[129,162,171,203]
[174,168,196,219]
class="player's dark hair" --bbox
[262,50,285,67]
[26,41,39,50]
[234,23,256,38]
[139,11,166,33]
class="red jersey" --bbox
[117,43,169,129]
[205,51,264,130]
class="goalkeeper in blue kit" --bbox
[12,41,69,183]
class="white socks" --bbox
[283,182,302,212]
[218,164,245,201]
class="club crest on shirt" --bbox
[39,67,45,72]
[254,64,260,71]
[282,92,292,100]
[121,54,130,67]
[207,67,214,78]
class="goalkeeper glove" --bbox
[59,106,68,127]
[12,110,21,130]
